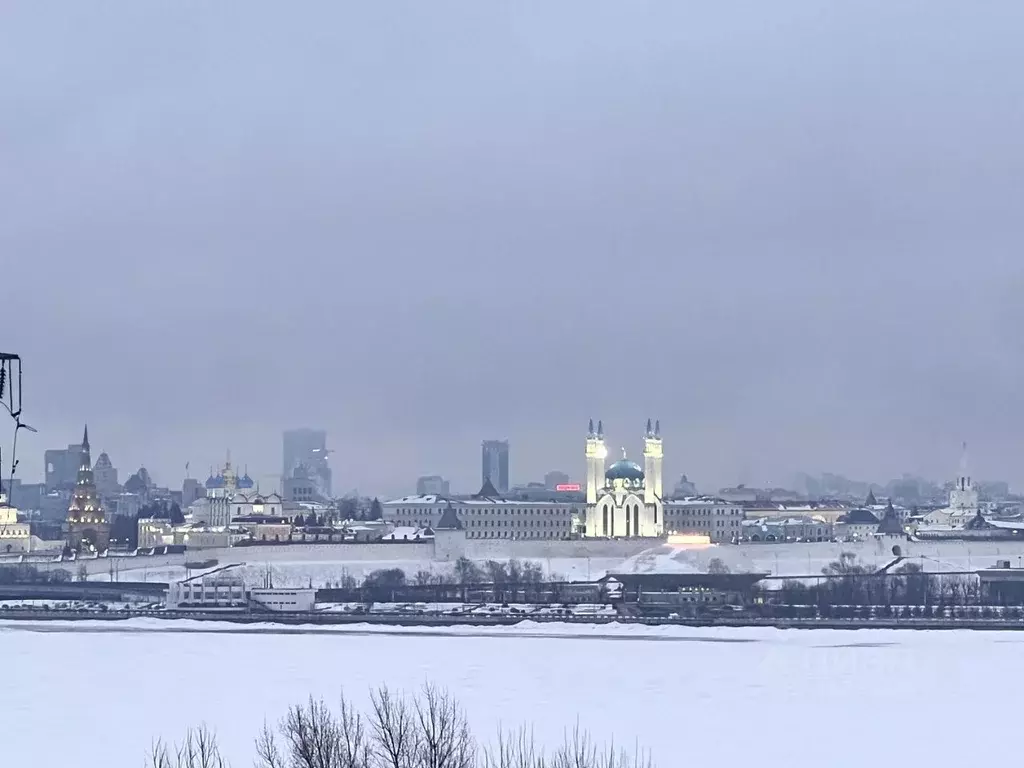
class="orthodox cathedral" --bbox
[584,419,664,538]
[187,455,281,527]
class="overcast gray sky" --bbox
[3,2,1024,497]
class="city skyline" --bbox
[5,3,1024,495]
[5,416,1006,501]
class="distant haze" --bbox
[3,2,1024,496]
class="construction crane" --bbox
[1,352,35,550]
[1,352,36,500]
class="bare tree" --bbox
[369,685,416,768]
[453,557,484,585]
[706,558,730,575]
[255,694,371,768]
[414,569,437,587]
[255,722,285,768]
[412,683,475,768]
[336,692,373,768]
[148,726,226,768]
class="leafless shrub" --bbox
[482,722,651,768]
[158,687,653,768]
[147,725,226,768]
[547,724,652,768]
[481,726,544,768]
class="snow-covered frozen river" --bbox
[2,619,1017,767]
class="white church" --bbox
[584,419,664,538]
[920,444,982,529]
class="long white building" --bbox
[382,486,579,540]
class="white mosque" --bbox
[584,419,664,538]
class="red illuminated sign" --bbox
[556,483,581,492]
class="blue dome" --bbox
[205,474,224,489]
[605,459,644,482]
[237,474,254,489]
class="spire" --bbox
[597,420,603,437]
[655,419,660,437]
[82,424,90,450]
[588,418,595,436]
[621,447,627,459]
[646,418,652,437]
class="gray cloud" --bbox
[3,1,1024,496]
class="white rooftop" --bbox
[381,526,432,541]
[383,495,577,508]
[615,545,704,575]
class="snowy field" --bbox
[81,538,1024,590]
[88,557,623,586]
[2,619,1021,767]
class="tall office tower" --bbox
[44,442,84,491]
[416,475,450,496]
[481,439,510,494]
[282,428,332,498]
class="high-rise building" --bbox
[282,428,332,498]
[481,440,510,494]
[416,475,450,496]
[544,470,571,490]
[181,478,205,508]
[93,451,119,499]
[44,442,84,491]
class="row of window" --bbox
[663,512,745,518]
[466,530,567,539]
[393,519,570,529]
[389,507,573,516]
[666,519,741,530]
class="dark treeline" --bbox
[317,558,589,604]
[0,563,73,584]
[756,552,1015,618]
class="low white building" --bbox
[741,515,834,542]
[138,518,240,550]
[0,493,32,553]
[167,566,247,609]
[835,508,881,540]
[662,497,744,543]
[381,525,433,542]
[250,588,316,612]
[167,566,316,612]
